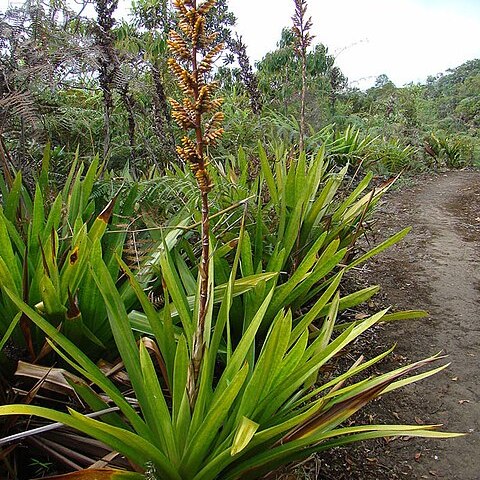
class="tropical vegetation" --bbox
[0,0,473,478]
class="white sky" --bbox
[1,0,479,89]
[228,0,480,88]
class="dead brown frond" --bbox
[0,91,41,131]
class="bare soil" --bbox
[285,170,480,480]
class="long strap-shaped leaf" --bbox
[221,424,462,480]
[255,309,390,422]
[180,364,249,476]
[90,259,169,445]
[42,470,143,480]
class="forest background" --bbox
[1,0,479,177]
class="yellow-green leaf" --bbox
[231,417,260,456]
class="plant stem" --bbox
[191,189,209,388]
[300,51,307,153]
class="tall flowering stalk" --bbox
[292,0,314,153]
[167,0,224,403]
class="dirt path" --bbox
[304,170,480,480]
[362,170,480,479]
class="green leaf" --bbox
[88,197,116,242]
[117,254,175,379]
[332,171,373,223]
[139,340,178,462]
[28,185,45,261]
[347,227,411,270]
[128,273,277,336]
[334,309,429,331]
[0,312,22,350]
[313,285,380,319]
[0,405,179,480]
[69,381,127,430]
[256,310,389,422]
[223,425,462,480]
[81,156,100,212]
[301,167,346,243]
[40,274,65,317]
[237,311,291,420]
[289,270,343,346]
[172,335,189,425]
[4,173,22,223]
[266,233,328,318]
[271,330,308,391]
[240,231,254,277]
[159,246,193,341]
[231,417,260,456]
[216,287,275,394]
[304,291,339,387]
[44,195,63,241]
[258,143,278,206]
[90,259,164,441]
[62,146,80,202]
[0,212,21,288]
[290,346,396,410]
[174,249,197,295]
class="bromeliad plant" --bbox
[130,119,423,347]
[0,145,199,363]
[0,233,461,480]
[141,144,416,344]
[365,137,417,173]
[0,149,142,360]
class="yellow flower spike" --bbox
[173,0,187,14]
